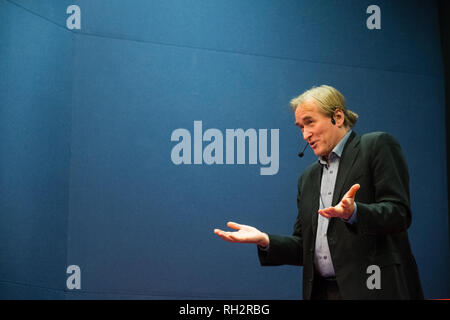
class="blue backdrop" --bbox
[1,0,449,299]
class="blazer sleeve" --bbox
[354,132,412,235]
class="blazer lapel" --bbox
[332,131,360,206]
[310,163,322,237]
[326,132,360,234]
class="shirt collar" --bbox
[318,130,352,165]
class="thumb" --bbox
[346,184,360,199]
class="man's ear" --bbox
[334,108,345,126]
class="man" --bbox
[214,85,423,300]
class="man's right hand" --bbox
[214,222,270,248]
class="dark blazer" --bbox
[258,131,424,300]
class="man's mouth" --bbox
[310,141,317,148]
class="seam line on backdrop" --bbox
[6,0,441,79]
[5,0,68,30]
[0,280,268,299]
[75,30,441,79]
[60,289,269,299]
[0,279,63,293]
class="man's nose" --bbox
[302,129,311,141]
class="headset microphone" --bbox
[298,143,309,158]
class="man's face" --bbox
[294,100,342,158]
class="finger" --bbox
[318,209,332,219]
[214,229,232,238]
[227,221,243,231]
[215,230,237,243]
[214,229,227,238]
[319,206,342,218]
[346,184,360,198]
[318,211,330,219]
[214,228,225,235]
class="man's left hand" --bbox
[318,184,360,220]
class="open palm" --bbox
[214,222,269,247]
